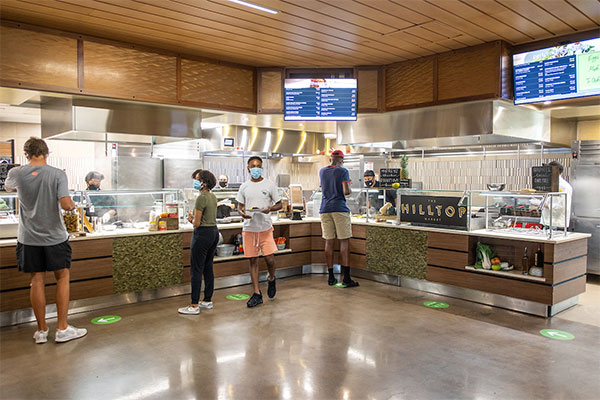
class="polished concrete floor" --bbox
[1,275,599,400]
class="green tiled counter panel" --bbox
[366,226,428,279]
[112,233,184,293]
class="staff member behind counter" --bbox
[84,171,116,223]
[363,170,397,212]
[213,174,236,218]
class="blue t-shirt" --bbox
[319,165,350,213]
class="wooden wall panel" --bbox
[357,68,380,112]
[428,232,470,252]
[544,256,587,285]
[181,58,255,111]
[427,248,470,270]
[427,266,552,304]
[1,245,17,267]
[437,42,500,101]
[71,239,113,260]
[83,41,177,101]
[385,57,434,109]
[0,25,78,89]
[258,68,283,113]
[289,223,312,237]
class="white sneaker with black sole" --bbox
[198,301,213,309]
[55,325,87,343]
[33,329,48,344]
[178,305,200,315]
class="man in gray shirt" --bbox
[5,137,87,344]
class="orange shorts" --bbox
[242,228,277,258]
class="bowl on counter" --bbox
[486,183,506,191]
[216,244,235,257]
[276,243,286,250]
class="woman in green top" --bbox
[179,169,219,315]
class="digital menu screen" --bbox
[513,37,600,104]
[284,78,357,121]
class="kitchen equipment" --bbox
[486,183,506,191]
[216,244,235,257]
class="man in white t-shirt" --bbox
[236,156,282,307]
[541,161,573,228]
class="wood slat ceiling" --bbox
[0,0,598,67]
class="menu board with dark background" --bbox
[284,78,356,121]
[0,164,18,192]
[532,165,559,192]
[379,169,411,188]
[514,37,600,104]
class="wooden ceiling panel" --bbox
[567,0,600,25]
[495,0,577,35]
[531,0,598,30]
[0,0,597,67]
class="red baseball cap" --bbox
[331,150,344,158]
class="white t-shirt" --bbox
[236,179,281,232]
[540,176,573,228]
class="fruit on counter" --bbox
[491,257,501,265]
[491,263,502,271]
[392,182,400,189]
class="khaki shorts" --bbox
[320,212,352,240]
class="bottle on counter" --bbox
[529,244,545,277]
[522,247,529,275]
[534,244,544,268]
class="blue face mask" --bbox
[193,179,202,190]
[250,167,262,179]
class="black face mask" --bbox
[219,181,227,188]
[365,180,374,187]
[88,184,100,190]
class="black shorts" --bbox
[16,241,72,273]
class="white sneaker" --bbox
[198,301,213,309]
[55,325,87,343]
[178,305,200,315]
[33,329,48,344]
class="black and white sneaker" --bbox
[267,278,276,299]
[342,279,360,288]
[247,292,263,308]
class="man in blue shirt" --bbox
[319,150,359,288]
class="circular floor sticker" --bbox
[334,283,347,288]
[540,329,574,341]
[91,315,121,325]
[424,301,449,309]
[226,294,250,300]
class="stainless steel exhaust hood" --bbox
[41,97,204,144]
[337,99,551,149]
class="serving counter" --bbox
[0,218,590,324]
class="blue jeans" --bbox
[190,226,219,304]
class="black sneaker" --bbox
[267,278,276,299]
[328,276,338,286]
[247,292,263,308]
[342,279,360,288]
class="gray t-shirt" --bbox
[236,179,280,232]
[5,164,70,246]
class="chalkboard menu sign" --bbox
[532,165,559,192]
[399,195,468,229]
[0,163,18,192]
[379,168,401,187]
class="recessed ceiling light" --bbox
[226,0,278,14]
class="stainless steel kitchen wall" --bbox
[163,159,204,189]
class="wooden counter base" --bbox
[0,221,588,315]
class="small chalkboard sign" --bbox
[399,179,412,188]
[379,168,401,187]
[532,165,559,192]
[0,163,18,192]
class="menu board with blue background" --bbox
[285,79,357,121]
[514,37,600,104]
